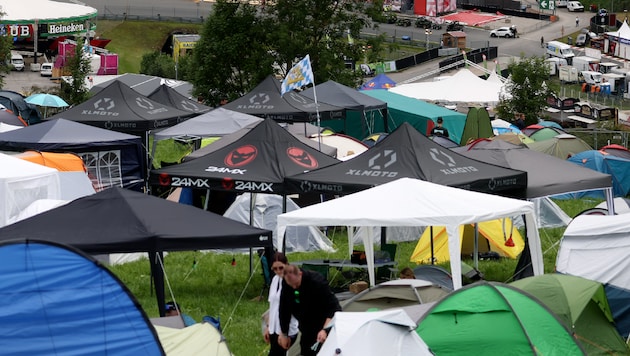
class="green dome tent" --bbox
[511,274,629,355]
[416,282,585,355]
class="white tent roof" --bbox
[318,309,433,356]
[606,20,630,40]
[277,177,543,289]
[0,153,61,227]
[389,68,505,104]
[0,0,97,23]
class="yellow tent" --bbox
[410,218,524,264]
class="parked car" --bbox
[446,21,464,31]
[40,62,53,77]
[568,1,585,11]
[396,18,412,27]
[490,27,515,38]
[415,17,442,30]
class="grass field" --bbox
[109,197,603,355]
[93,20,203,74]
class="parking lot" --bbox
[2,66,60,95]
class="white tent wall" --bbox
[513,197,572,229]
[277,178,543,289]
[224,193,334,253]
[0,153,61,228]
[557,214,630,291]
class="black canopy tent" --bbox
[49,80,195,133]
[0,187,273,316]
[147,84,212,114]
[222,76,346,122]
[301,80,389,135]
[285,122,528,198]
[0,118,146,191]
[150,119,340,195]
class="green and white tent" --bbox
[416,282,586,355]
[511,274,628,356]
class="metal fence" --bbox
[566,129,630,149]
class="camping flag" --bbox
[281,55,315,96]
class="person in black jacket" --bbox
[278,264,341,355]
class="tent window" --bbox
[79,150,123,191]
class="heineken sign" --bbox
[47,22,85,35]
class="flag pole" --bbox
[311,81,322,151]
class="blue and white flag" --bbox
[280,55,314,96]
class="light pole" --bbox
[425,28,432,49]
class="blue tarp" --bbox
[359,74,397,90]
[0,241,164,356]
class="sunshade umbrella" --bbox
[25,93,69,118]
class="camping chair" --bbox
[376,243,397,281]
[301,263,329,280]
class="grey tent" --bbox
[452,139,612,198]
[153,107,263,141]
[148,84,211,114]
[0,118,146,191]
[341,279,450,312]
[222,76,345,122]
[301,80,388,134]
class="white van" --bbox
[545,57,568,76]
[40,62,53,77]
[10,52,24,71]
[580,70,603,84]
[546,41,575,64]
[557,0,568,7]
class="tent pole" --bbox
[473,223,479,269]
[380,226,386,250]
[203,189,210,211]
[249,192,256,276]
[282,195,287,254]
[430,226,434,265]
[151,250,166,317]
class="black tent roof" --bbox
[0,186,272,253]
[147,84,212,114]
[285,122,528,198]
[301,80,387,111]
[452,139,612,198]
[49,81,194,133]
[150,119,340,194]
[0,118,141,149]
[222,76,346,122]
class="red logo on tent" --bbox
[222,178,235,190]
[158,173,171,186]
[225,145,258,167]
[287,147,318,169]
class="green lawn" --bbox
[109,197,602,355]
[93,20,202,73]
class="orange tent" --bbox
[15,151,87,172]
